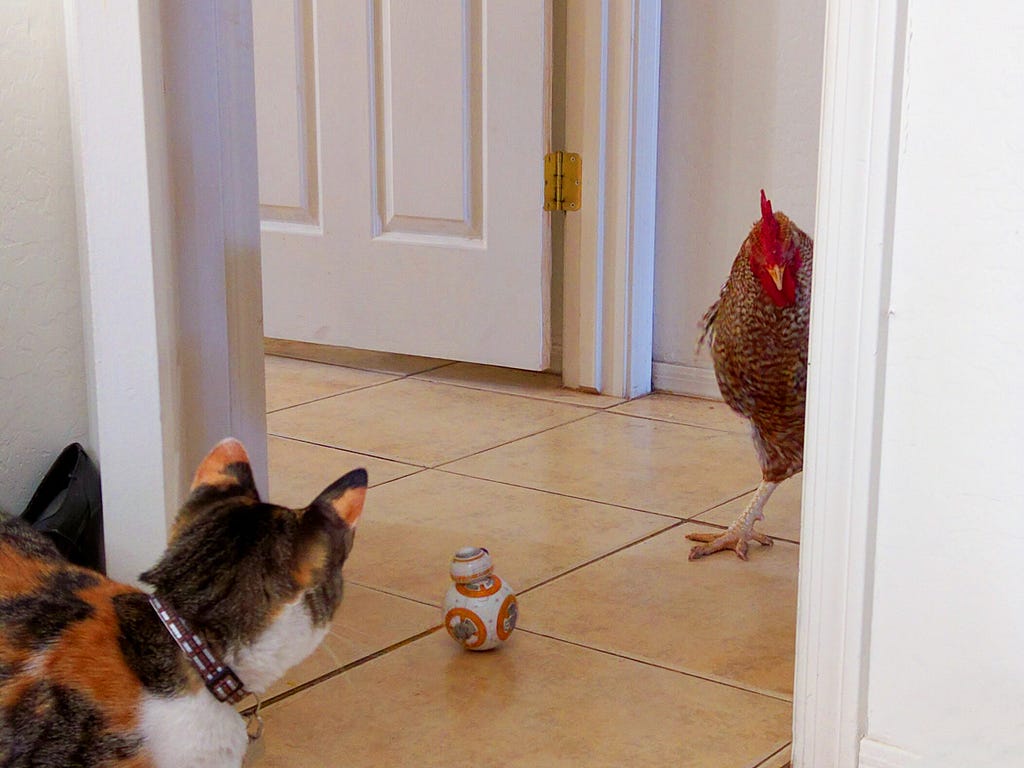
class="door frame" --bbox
[561,0,661,399]
[793,1,905,766]
[64,0,266,583]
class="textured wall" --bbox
[0,1,89,514]
[654,0,825,372]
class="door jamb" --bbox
[561,0,660,399]
[792,1,905,765]
[65,0,266,583]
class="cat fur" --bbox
[0,438,366,768]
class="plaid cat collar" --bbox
[148,594,248,705]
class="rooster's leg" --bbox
[686,480,777,561]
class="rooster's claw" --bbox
[686,528,773,561]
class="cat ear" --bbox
[291,468,368,588]
[308,468,367,528]
[188,438,259,500]
[166,439,260,543]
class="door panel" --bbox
[253,0,318,225]
[255,0,551,369]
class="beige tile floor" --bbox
[247,350,800,768]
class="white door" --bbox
[254,0,551,369]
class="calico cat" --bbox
[0,438,367,767]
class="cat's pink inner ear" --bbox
[328,486,366,528]
[190,438,251,492]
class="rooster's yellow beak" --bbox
[767,265,785,291]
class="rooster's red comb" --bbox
[758,189,781,256]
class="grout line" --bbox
[675,486,760,518]
[411,361,459,376]
[270,426,773,536]
[264,377,405,415]
[367,468,431,490]
[700,486,760,512]
[433,467,686,520]
[265,433,428,471]
[516,628,794,704]
[603,408,748,434]
[269,408,764,531]
[429,410,602,470]
[240,625,443,716]
[434,469,759,525]
[408,374,624,410]
[266,370,609,474]
[265,351,456,379]
[752,742,792,768]
[517,520,687,596]
[404,380,607,413]
[347,580,441,610]
[263,355,465,418]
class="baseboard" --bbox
[859,739,921,768]
[651,361,722,400]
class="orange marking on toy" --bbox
[444,607,487,649]
[455,575,504,599]
[496,594,518,641]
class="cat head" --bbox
[140,439,366,693]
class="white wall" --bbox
[0,0,89,514]
[653,0,824,394]
[865,2,1024,766]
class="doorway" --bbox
[66,1,901,765]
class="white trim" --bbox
[66,1,266,582]
[65,1,180,582]
[161,1,268,494]
[650,362,721,400]
[560,0,604,393]
[605,0,660,398]
[792,1,906,767]
[562,0,660,399]
[858,739,921,768]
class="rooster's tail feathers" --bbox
[696,295,721,355]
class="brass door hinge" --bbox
[544,151,582,212]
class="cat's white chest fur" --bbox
[141,688,248,768]
[141,596,328,767]
[226,596,330,695]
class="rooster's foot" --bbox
[686,527,772,561]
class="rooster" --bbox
[687,190,813,560]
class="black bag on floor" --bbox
[20,443,105,573]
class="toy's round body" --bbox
[443,547,517,651]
